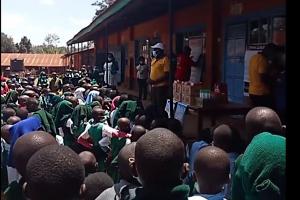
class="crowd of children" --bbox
[1,70,286,200]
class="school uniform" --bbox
[231,132,286,200]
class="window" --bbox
[248,18,271,45]
[272,16,286,46]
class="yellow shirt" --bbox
[248,53,270,95]
[150,56,170,87]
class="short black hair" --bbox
[3,107,16,122]
[16,107,29,120]
[13,131,57,177]
[84,172,114,200]
[26,98,39,113]
[130,125,146,142]
[7,116,21,125]
[212,124,244,154]
[194,146,230,192]
[245,107,282,142]
[150,118,169,130]
[135,128,185,188]
[118,94,129,107]
[167,118,183,138]
[1,124,13,144]
[79,151,97,176]
[118,142,136,180]
[26,145,85,200]
[138,56,145,62]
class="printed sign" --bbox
[174,102,188,124]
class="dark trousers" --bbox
[249,94,274,109]
[151,85,168,111]
[137,79,148,100]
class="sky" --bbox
[1,0,97,46]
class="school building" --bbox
[65,0,285,104]
[1,53,67,74]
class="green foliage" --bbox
[1,32,17,53]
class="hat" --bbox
[151,43,164,50]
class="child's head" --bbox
[93,96,104,105]
[92,106,105,123]
[118,142,137,181]
[135,114,149,129]
[16,107,29,120]
[3,107,16,122]
[130,125,146,142]
[212,124,242,153]
[65,96,79,107]
[245,107,283,143]
[117,94,129,107]
[150,118,168,130]
[135,128,185,188]
[79,151,98,176]
[1,124,13,144]
[13,131,58,177]
[109,90,118,99]
[23,90,36,98]
[194,146,230,194]
[138,56,145,64]
[7,116,21,125]
[26,98,39,113]
[117,117,131,132]
[167,118,183,139]
[18,95,30,107]
[84,172,114,200]
[25,145,86,200]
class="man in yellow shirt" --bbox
[149,42,170,110]
[248,44,276,108]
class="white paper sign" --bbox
[174,102,188,124]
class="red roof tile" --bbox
[1,53,66,68]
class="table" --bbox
[188,102,252,133]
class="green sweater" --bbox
[231,132,286,200]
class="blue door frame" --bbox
[222,6,285,103]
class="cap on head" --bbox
[151,43,164,50]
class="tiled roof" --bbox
[1,53,66,67]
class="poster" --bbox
[188,37,204,83]
[174,102,188,124]
[189,37,203,62]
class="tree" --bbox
[45,34,60,46]
[92,0,116,19]
[31,34,66,54]
[1,32,17,53]
[16,36,32,53]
